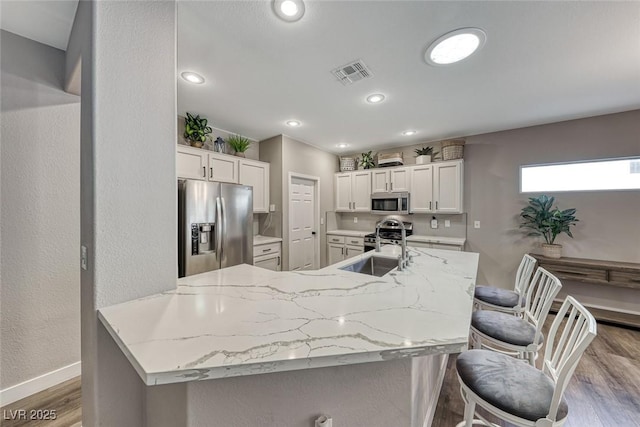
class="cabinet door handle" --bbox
[210,167,213,179]
[277,256,280,266]
[429,201,432,210]
[391,182,393,190]
[341,247,344,255]
[203,166,206,178]
[262,248,272,253]
[351,240,358,244]
[436,201,438,210]
[385,182,388,191]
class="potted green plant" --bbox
[360,151,375,169]
[183,112,213,148]
[414,147,438,164]
[519,195,578,258]
[227,134,251,157]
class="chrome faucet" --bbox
[375,216,408,270]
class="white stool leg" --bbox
[463,399,476,427]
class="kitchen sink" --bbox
[338,255,398,277]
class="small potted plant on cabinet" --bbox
[360,151,375,169]
[414,146,437,164]
[183,112,213,148]
[227,134,251,157]
[519,195,578,258]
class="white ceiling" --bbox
[177,1,640,153]
[0,0,78,51]
[2,1,638,153]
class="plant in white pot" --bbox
[519,195,578,258]
[414,146,437,164]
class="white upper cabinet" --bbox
[209,152,238,183]
[370,168,411,193]
[389,168,411,192]
[371,170,389,193]
[335,173,353,212]
[334,171,371,212]
[433,160,463,213]
[177,145,271,213]
[239,159,270,213]
[177,145,208,180]
[409,165,434,213]
[409,160,463,213]
[352,171,372,211]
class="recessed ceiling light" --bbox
[286,120,301,127]
[273,0,305,22]
[402,130,417,136]
[366,93,385,104]
[336,143,350,149]
[425,28,486,66]
[181,71,205,84]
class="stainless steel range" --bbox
[364,220,413,251]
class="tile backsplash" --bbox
[333,212,467,239]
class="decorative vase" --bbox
[189,140,204,149]
[542,243,562,259]
[415,155,432,165]
[235,152,246,158]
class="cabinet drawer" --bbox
[345,237,364,246]
[543,265,607,284]
[327,235,345,244]
[609,270,640,289]
[254,242,281,256]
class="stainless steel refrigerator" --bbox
[178,179,253,278]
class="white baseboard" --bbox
[0,361,81,407]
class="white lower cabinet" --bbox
[328,243,346,265]
[253,241,282,271]
[327,235,365,265]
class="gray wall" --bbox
[465,110,640,312]
[281,135,338,269]
[0,30,80,390]
[74,1,178,424]
[259,135,284,238]
[176,115,260,160]
[259,135,338,269]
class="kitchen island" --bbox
[98,245,478,426]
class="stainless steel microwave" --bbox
[371,192,410,215]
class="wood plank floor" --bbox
[432,317,640,427]
[1,320,638,427]
[1,377,81,427]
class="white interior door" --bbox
[289,178,316,271]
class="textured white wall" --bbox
[74,1,177,424]
[0,30,80,390]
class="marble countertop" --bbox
[98,245,479,386]
[253,235,283,245]
[407,235,466,246]
[326,229,369,237]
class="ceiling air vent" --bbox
[630,160,640,174]
[331,59,373,85]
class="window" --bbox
[520,157,640,193]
